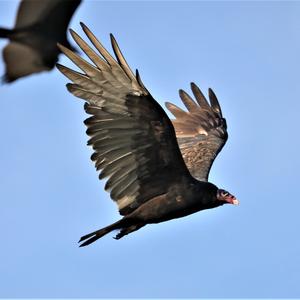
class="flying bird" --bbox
[0,0,81,82]
[57,23,239,247]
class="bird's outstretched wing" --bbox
[57,23,192,216]
[166,84,228,182]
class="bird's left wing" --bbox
[57,23,192,216]
[166,84,228,182]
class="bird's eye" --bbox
[222,191,229,197]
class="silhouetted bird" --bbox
[0,0,81,82]
[57,23,239,247]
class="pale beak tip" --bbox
[232,199,239,205]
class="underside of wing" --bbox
[166,83,228,181]
[57,23,191,216]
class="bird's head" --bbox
[216,189,239,205]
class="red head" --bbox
[217,189,239,205]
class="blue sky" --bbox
[1,0,300,298]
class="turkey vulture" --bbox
[0,0,81,82]
[57,23,239,247]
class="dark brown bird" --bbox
[0,0,81,82]
[57,23,239,247]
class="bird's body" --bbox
[80,180,220,243]
[125,180,219,224]
[0,0,81,82]
[57,23,238,246]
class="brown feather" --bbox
[166,83,228,181]
[57,26,192,215]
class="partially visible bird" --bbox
[57,23,239,247]
[0,0,81,82]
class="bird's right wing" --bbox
[166,84,228,182]
[57,23,192,216]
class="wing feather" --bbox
[165,102,187,119]
[69,29,111,72]
[191,82,210,109]
[208,88,223,116]
[110,33,136,81]
[57,44,100,78]
[57,24,192,215]
[167,83,228,181]
[179,89,198,112]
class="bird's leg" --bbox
[114,224,144,240]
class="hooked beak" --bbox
[228,197,239,205]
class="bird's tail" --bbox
[0,24,35,38]
[0,27,13,38]
[78,219,126,247]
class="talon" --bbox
[114,233,121,240]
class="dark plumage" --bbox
[166,84,228,181]
[0,0,81,82]
[57,23,239,247]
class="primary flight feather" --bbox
[57,23,238,247]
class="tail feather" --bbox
[2,73,14,83]
[78,219,124,247]
[0,28,12,38]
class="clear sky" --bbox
[1,0,300,298]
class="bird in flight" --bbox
[57,23,239,247]
[0,0,81,82]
